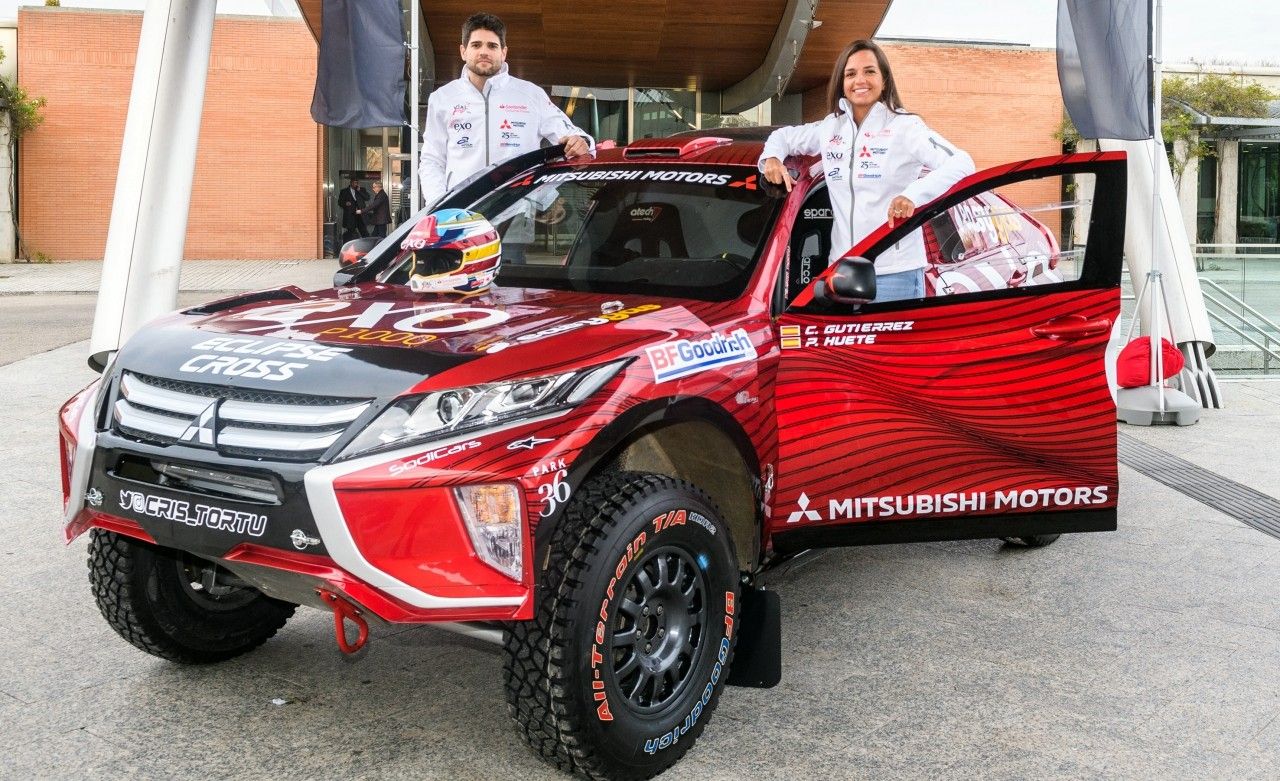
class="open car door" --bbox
[769,152,1127,553]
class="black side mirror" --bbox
[338,237,380,268]
[814,257,876,307]
[333,261,367,287]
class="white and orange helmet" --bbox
[401,208,501,295]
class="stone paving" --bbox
[1,325,1278,778]
[0,259,335,295]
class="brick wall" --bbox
[18,7,320,260]
[803,42,1066,237]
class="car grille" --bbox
[112,372,372,461]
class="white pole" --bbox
[1149,0,1166,413]
[409,0,420,212]
[88,0,218,371]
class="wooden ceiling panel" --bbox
[298,0,892,95]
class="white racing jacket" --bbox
[760,99,974,274]
[419,64,594,207]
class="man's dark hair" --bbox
[462,12,505,47]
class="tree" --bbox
[0,46,47,260]
[1163,72,1276,192]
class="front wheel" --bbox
[88,530,296,664]
[504,471,740,780]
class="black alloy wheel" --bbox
[611,546,708,713]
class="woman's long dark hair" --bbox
[826,39,907,116]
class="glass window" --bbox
[919,178,1091,297]
[1238,142,1280,244]
[550,86,629,147]
[785,175,1092,307]
[633,88,698,139]
[1197,154,1217,245]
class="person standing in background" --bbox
[365,181,391,238]
[337,177,368,242]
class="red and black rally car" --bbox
[59,133,1126,780]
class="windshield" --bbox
[454,166,779,301]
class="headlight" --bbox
[339,359,627,460]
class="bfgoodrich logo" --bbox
[645,329,757,384]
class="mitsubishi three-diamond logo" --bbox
[787,492,822,524]
[179,400,218,446]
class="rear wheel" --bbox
[1002,533,1061,548]
[88,530,295,664]
[504,471,741,780]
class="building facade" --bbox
[17,7,321,260]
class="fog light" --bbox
[454,483,523,581]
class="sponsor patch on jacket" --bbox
[646,329,757,383]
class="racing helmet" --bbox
[401,208,501,295]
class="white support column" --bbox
[0,112,13,262]
[1215,140,1239,246]
[88,0,217,371]
[1174,139,1199,245]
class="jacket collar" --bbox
[837,98,890,129]
[458,62,511,95]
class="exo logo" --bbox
[180,401,218,446]
[787,492,821,524]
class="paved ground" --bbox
[2,264,1279,779]
[0,259,335,295]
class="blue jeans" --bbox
[876,268,924,303]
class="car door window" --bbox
[922,178,1092,298]
[788,158,1122,313]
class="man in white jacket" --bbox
[418,12,593,209]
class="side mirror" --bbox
[814,257,877,307]
[338,237,380,268]
[333,261,367,287]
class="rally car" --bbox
[59,134,1126,780]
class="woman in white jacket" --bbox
[760,39,975,302]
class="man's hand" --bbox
[563,135,591,158]
[761,157,794,192]
[887,195,915,229]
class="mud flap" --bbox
[725,585,781,688]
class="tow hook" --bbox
[317,589,369,656]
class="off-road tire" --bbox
[88,530,295,664]
[504,471,740,780]
[1002,533,1061,548]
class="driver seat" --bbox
[596,202,687,265]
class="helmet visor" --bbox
[413,248,464,276]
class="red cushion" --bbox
[1117,336,1184,388]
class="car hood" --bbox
[113,285,708,397]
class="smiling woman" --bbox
[759,39,975,303]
